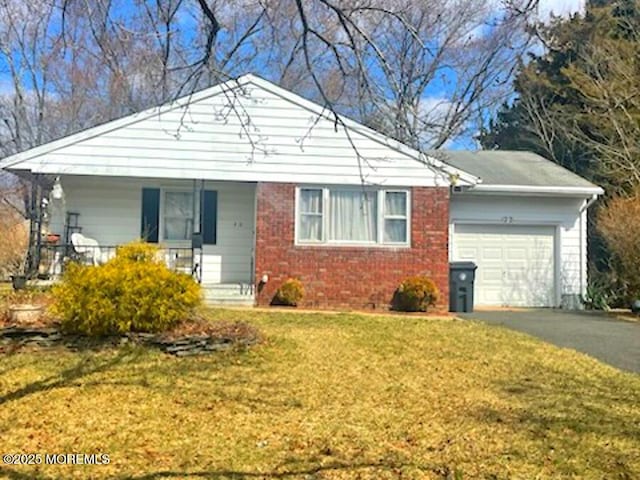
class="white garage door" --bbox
[452,224,556,307]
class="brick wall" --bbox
[254,183,450,310]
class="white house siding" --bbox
[450,194,587,306]
[49,175,255,284]
[13,78,460,187]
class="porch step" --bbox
[202,283,255,306]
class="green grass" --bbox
[0,308,638,479]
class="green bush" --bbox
[273,278,304,306]
[52,241,201,336]
[582,269,617,311]
[394,276,439,312]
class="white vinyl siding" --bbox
[49,176,255,284]
[12,79,459,187]
[295,187,410,247]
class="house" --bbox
[0,74,603,309]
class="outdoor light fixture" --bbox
[51,176,64,201]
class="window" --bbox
[296,187,410,246]
[329,190,377,242]
[163,191,194,241]
[299,189,323,242]
[384,191,408,243]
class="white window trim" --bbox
[297,187,325,244]
[160,188,197,244]
[295,186,411,248]
[382,189,411,245]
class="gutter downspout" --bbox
[578,194,599,301]
[581,193,599,212]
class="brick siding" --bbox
[254,182,450,310]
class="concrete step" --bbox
[202,283,255,306]
[204,297,255,306]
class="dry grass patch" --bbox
[0,308,638,479]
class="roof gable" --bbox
[0,74,478,187]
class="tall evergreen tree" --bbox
[479,0,640,194]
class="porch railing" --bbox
[38,244,199,280]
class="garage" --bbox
[452,224,556,307]
[442,150,604,309]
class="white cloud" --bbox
[419,96,452,122]
[536,0,585,21]
[416,95,458,148]
[0,79,15,97]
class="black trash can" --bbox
[449,262,477,313]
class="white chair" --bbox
[70,233,102,265]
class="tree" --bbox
[0,0,543,160]
[479,0,640,194]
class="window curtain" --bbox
[329,190,377,242]
[164,192,194,240]
[299,189,322,241]
[384,192,407,242]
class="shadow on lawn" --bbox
[121,459,458,480]
[0,463,446,480]
[474,365,640,477]
[1,342,278,413]
[0,466,47,480]
[0,347,143,407]
[492,365,640,439]
[0,461,461,480]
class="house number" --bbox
[501,216,514,224]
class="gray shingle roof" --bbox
[434,150,599,189]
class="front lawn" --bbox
[1,308,638,479]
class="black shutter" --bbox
[202,190,217,245]
[141,188,160,243]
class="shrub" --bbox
[273,278,304,306]
[582,270,615,311]
[394,276,439,312]
[52,242,201,336]
[115,241,159,262]
[0,202,28,279]
[597,191,640,303]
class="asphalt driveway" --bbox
[459,309,640,374]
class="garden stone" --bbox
[0,324,255,356]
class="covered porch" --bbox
[35,175,257,305]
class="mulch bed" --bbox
[0,318,261,356]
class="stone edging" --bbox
[0,326,258,356]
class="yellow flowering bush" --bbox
[52,241,201,336]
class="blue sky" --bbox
[0,0,586,150]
